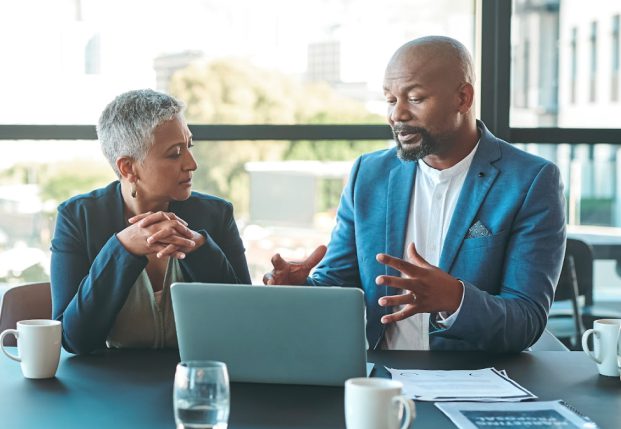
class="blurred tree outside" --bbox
[169,58,386,216]
[0,60,388,285]
[0,161,113,285]
[0,161,114,208]
[37,161,115,207]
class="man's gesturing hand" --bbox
[375,242,463,324]
[263,245,327,285]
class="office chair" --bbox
[0,282,52,346]
[547,252,584,348]
[547,238,621,349]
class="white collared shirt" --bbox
[383,142,479,350]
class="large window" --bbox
[509,1,621,232]
[0,0,475,125]
[511,0,621,128]
[2,0,621,300]
[0,0,475,285]
[507,0,621,301]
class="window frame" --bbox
[480,0,621,144]
[0,0,619,144]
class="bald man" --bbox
[264,36,566,352]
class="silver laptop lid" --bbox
[171,283,367,386]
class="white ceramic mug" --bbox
[581,318,621,377]
[0,319,62,379]
[345,378,415,429]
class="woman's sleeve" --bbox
[181,201,251,284]
[50,208,147,354]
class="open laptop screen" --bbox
[171,283,367,386]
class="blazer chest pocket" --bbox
[460,229,509,251]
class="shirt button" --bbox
[436,194,442,200]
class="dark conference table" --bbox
[1,348,620,429]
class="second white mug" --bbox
[0,319,62,379]
[345,377,415,429]
[581,318,621,377]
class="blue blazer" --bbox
[309,121,566,351]
[51,181,251,354]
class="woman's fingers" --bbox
[166,212,188,226]
[129,211,189,229]
[123,211,196,258]
[148,233,195,249]
[147,220,193,239]
[146,224,195,244]
[156,243,186,259]
[137,211,172,227]
[144,242,185,259]
[128,211,153,224]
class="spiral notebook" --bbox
[436,400,599,429]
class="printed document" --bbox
[435,400,599,429]
[387,367,536,402]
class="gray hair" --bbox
[97,89,185,177]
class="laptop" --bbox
[170,283,367,386]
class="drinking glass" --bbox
[174,361,230,429]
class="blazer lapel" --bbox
[112,181,128,232]
[439,124,501,272]
[385,160,416,294]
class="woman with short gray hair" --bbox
[50,89,250,355]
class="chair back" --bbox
[0,282,52,346]
[548,238,595,348]
[554,254,580,301]
[564,238,594,306]
[552,253,585,340]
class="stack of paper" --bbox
[386,367,536,402]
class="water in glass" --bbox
[174,361,230,429]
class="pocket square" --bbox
[466,220,491,239]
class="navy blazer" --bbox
[51,181,250,354]
[309,121,566,352]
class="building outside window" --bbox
[612,14,620,102]
[589,21,598,103]
[570,27,578,104]
[511,0,621,300]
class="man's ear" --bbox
[456,82,474,113]
[116,157,137,182]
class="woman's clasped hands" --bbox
[117,211,205,259]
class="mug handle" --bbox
[0,329,21,362]
[393,395,416,429]
[581,329,602,364]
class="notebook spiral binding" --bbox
[559,400,599,429]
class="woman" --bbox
[51,89,251,354]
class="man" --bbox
[264,36,566,352]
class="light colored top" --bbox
[383,143,478,350]
[106,258,184,349]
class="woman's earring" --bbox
[130,182,137,199]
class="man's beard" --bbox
[392,124,437,162]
